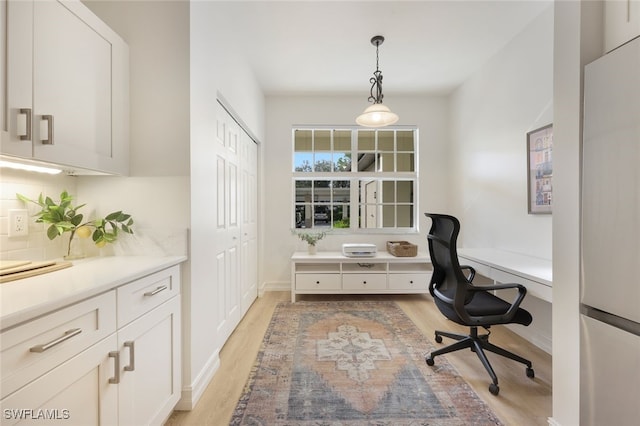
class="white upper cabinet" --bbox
[2,0,129,175]
[605,0,640,53]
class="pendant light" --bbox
[356,35,399,127]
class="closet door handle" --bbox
[124,341,135,372]
[19,108,32,141]
[41,115,54,145]
[30,328,82,353]
[108,351,120,384]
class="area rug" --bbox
[230,301,502,425]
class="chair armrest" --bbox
[460,283,528,324]
[460,265,476,283]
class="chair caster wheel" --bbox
[526,367,535,379]
[489,383,500,395]
[426,357,435,366]
[435,334,443,343]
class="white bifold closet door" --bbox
[213,102,258,345]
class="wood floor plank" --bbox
[166,292,551,426]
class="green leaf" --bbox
[47,225,60,240]
[70,214,83,226]
[105,211,122,221]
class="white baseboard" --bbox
[174,350,221,411]
[262,281,291,292]
[547,417,562,426]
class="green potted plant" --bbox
[17,190,134,259]
[291,229,327,254]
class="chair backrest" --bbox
[424,213,472,306]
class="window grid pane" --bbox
[293,128,417,230]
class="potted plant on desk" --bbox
[291,229,327,255]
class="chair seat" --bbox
[434,289,533,327]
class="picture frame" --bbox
[527,124,553,214]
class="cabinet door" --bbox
[0,335,118,426]
[2,0,34,157]
[605,0,640,52]
[118,296,181,426]
[31,0,128,174]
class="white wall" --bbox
[263,95,450,288]
[448,6,554,352]
[188,0,265,409]
[450,6,553,259]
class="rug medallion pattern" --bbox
[230,301,502,425]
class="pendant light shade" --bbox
[356,35,399,127]
[356,103,399,127]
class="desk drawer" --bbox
[388,273,430,291]
[1,291,116,399]
[342,274,387,290]
[117,265,180,327]
[296,274,341,290]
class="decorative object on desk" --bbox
[527,123,553,214]
[230,301,503,425]
[291,228,327,254]
[386,241,417,257]
[17,190,134,259]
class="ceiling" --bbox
[216,0,552,96]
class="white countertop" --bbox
[457,248,552,286]
[0,255,187,330]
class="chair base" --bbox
[425,326,534,396]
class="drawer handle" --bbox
[363,281,367,285]
[144,285,168,297]
[316,281,320,284]
[124,341,135,372]
[109,351,120,384]
[30,328,82,353]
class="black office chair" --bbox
[424,213,534,395]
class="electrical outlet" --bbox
[8,209,29,237]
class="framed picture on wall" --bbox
[527,124,553,214]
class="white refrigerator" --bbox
[581,36,640,426]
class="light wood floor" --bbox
[166,291,552,426]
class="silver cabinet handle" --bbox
[19,108,32,141]
[30,328,82,353]
[41,115,54,145]
[108,351,120,384]
[124,341,135,372]
[144,285,168,297]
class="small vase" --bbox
[308,244,317,255]
[64,234,85,260]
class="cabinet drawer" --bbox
[388,273,431,291]
[296,274,341,290]
[1,291,116,399]
[342,274,387,290]
[117,265,181,328]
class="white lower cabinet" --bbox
[1,335,118,425]
[0,265,182,426]
[291,252,432,301]
[118,296,181,426]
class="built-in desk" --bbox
[457,248,552,303]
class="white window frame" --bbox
[292,125,419,234]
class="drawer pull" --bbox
[124,341,135,372]
[109,351,120,384]
[29,328,82,353]
[144,285,168,297]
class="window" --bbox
[293,126,418,232]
